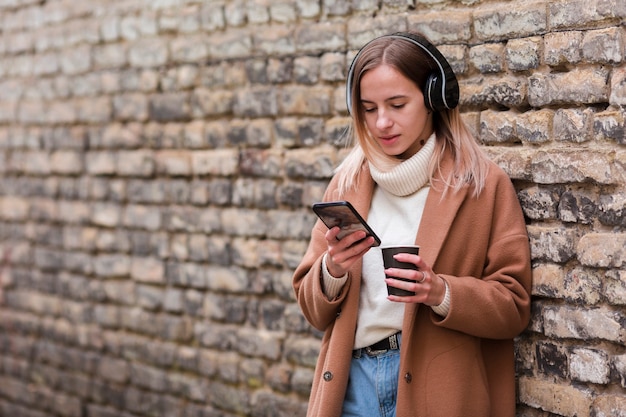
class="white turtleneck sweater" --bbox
[322,134,450,349]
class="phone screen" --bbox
[312,201,381,246]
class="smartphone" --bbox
[312,201,381,246]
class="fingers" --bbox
[325,227,375,276]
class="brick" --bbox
[284,336,319,368]
[554,108,593,143]
[519,376,593,417]
[285,147,336,179]
[530,150,613,184]
[208,29,252,59]
[582,27,624,64]
[0,196,29,221]
[474,4,547,41]
[469,43,505,74]
[136,284,164,310]
[255,25,296,55]
[318,52,343,82]
[535,341,568,378]
[236,327,283,360]
[128,38,168,68]
[93,43,128,69]
[516,109,553,144]
[518,186,560,221]
[60,44,91,75]
[130,362,168,391]
[407,11,471,43]
[544,30,583,65]
[93,254,131,278]
[592,394,626,417]
[97,123,143,149]
[234,86,278,117]
[610,67,626,107]
[191,88,233,118]
[112,93,149,121]
[270,2,297,23]
[77,96,112,123]
[549,0,613,29]
[168,372,207,401]
[50,151,83,175]
[18,100,47,124]
[206,265,250,293]
[293,56,319,85]
[543,305,625,343]
[155,150,191,176]
[47,101,77,124]
[166,262,206,288]
[463,76,527,108]
[131,257,165,284]
[593,109,625,144]
[527,225,577,263]
[600,0,626,16]
[98,356,129,383]
[346,14,406,50]
[480,110,518,144]
[192,146,237,175]
[558,189,597,224]
[170,34,209,63]
[85,151,116,175]
[529,67,609,106]
[570,348,610,384]
[600,176,626,210]
[91,202,121,228]
[297,21,345,52]
[116,150,155,177]
[149,92,191,122]
[577,232,626,268]
[605,270,626,305]
[506,37,541,71]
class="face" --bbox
[359,64,434,159]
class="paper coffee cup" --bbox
[382,245,420,296]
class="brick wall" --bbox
[0,0,624,416]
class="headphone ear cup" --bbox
[423,73,438,112]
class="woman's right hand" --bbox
[324,226,375,277]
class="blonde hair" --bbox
[336,33,489,198]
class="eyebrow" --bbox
[360,94,409,104]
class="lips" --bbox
[379,134,400,144]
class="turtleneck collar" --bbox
[368,133,436,197]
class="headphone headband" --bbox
[345,32,459,114]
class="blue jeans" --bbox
[341,336,402,417]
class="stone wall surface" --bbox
[0,0,625,416]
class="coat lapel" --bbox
[415,182,469,268]
[404,151,469,328]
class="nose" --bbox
[375,109,393,130]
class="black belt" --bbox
[354,333,400,357]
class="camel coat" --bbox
[292,154,532,417]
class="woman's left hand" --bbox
[384,253,446,306]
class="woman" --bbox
[292,32,532,417]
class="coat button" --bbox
[323,371,333,381]
[404,372,412,383]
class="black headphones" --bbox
[345,32,459,114]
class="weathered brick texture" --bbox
[0,1,625,417]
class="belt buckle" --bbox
[389,333,398,350]
[364,346,388,356]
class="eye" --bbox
[391,103,406,109]
[363,106,376,113]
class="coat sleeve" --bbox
[292,181,351,332]
[433,169,532,340]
